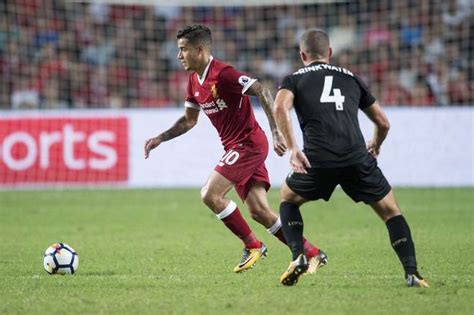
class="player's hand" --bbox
[144,137,161,159]
[272,130,288,156]
[367,140,380,158]
[290,149,311,174]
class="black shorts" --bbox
[286,154,391,204]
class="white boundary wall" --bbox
[0,107,472,188]
[132,107,473,187]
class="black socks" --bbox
[386,215,418,276]
[280,201,304,260]
[282,204,419,276]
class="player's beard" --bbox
[181,59,193,71]
[183,60,197,72]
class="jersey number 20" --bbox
[321,76,345,111]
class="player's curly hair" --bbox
[177,24,212,47]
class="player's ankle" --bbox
[305,247,320,259]
[245,240,262,249]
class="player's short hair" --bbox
[177,24,212,47]
[300,29,330,59]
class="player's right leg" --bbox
[278,183,312,286]
[243,182,326,273]
[278,168,337,285]
[201,170,266,273]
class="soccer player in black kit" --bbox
[274,29,429,287]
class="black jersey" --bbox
[280,61,376,168]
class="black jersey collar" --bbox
[308,61,328,66]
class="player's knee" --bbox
[248,204,271,221]
[370,190,402,221]
[384,206,401,221]
[201,194,214,208]
[279,190,290,202]
[200,186,214,207]
[201,189,224,210]
[200,186,207,200]
[279,185,304,205]
[376,204,401,222]
[248,207,263,221]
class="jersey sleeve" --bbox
[279,74,296,94]
[218,66,257,95]
[184,74,200,110]
[354,75,376,109]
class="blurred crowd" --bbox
[0,0,472,109]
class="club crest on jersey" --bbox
[210,84,227,110]
[211,84,219,99]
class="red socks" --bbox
[302,238,320,258]
[217,204,319,255]
[217,201,260,249]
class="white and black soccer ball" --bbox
[43,243,79,275]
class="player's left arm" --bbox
[246,81,287,156]
[362,101,390,158]
[355,75,389,158]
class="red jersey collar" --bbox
[197,55,214,85]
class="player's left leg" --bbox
[369,190,429,287]
[201,171,267,273]
[341,154,428,287]
[244,182,322,266]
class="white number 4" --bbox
[321,76,345,111]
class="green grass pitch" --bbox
[0,188,472,314]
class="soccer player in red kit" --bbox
[144,25,327,273]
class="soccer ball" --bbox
[43,243,79,275]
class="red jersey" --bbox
[185,57,266,150]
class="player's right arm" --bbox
[362,101,390,158]
[144,107,199,159]
[274,88,311,174]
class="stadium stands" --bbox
[0,0,472,109]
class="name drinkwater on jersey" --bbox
[293,64,354,77]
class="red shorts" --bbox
[215,141,270,201]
